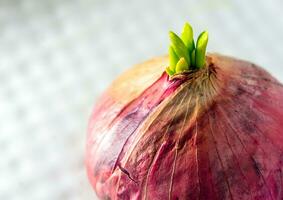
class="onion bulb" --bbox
[86,22,283,199]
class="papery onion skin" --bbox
[86,53,283,200]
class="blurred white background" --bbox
[0,0,282,199]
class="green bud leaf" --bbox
[181,22,195,52]
[191,49,196,68]
[169,46,178,71]
[175,57,189,73]
[195,31,208,68]
[165,66,175,76]
[169,31,191,66]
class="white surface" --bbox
[0,0,282,199]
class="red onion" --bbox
[86,23,283,199]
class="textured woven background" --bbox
[0,0,282,199]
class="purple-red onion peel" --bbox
[86,54,283,199]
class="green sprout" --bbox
[166,22,208,76]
